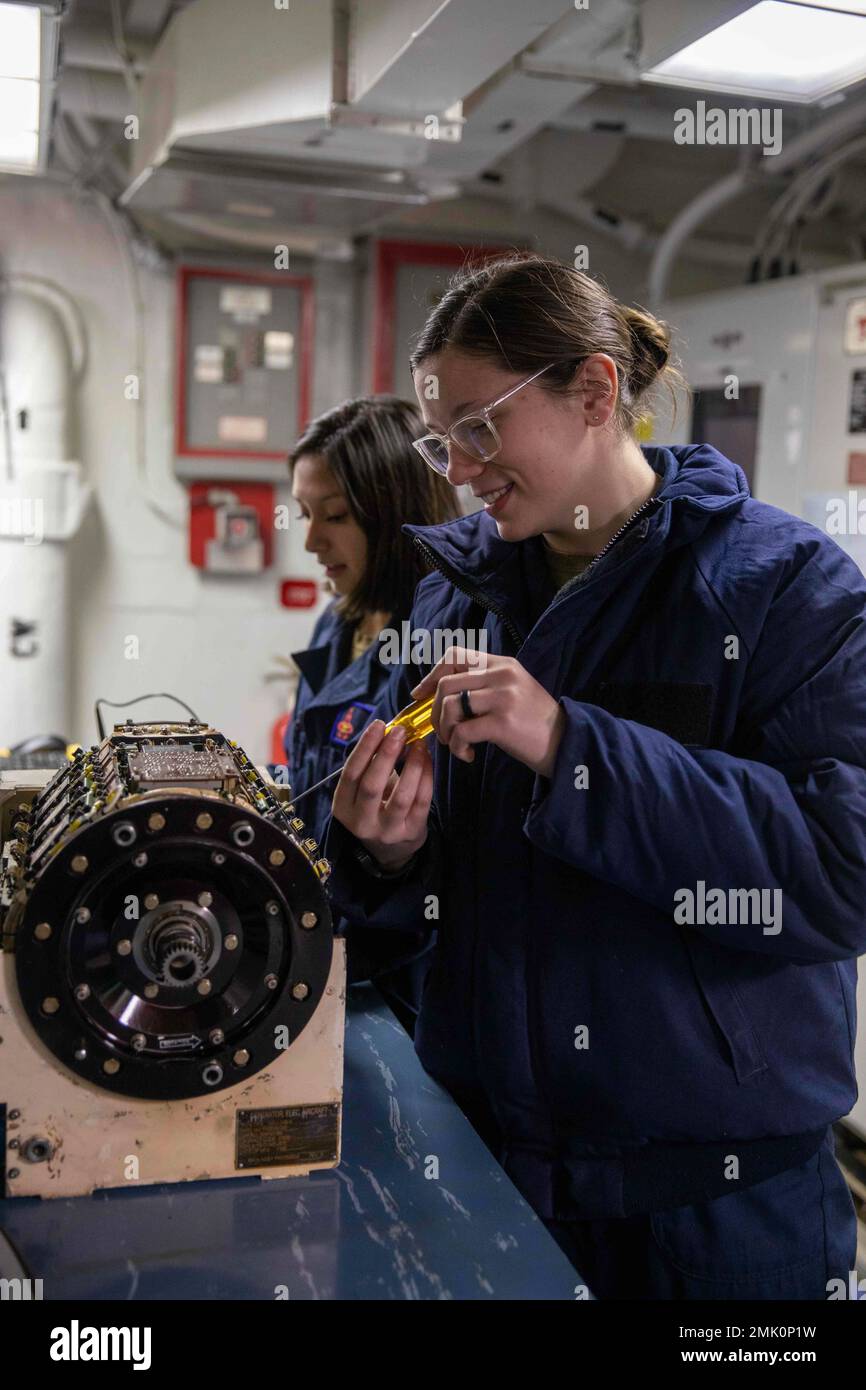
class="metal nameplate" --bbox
[127,747,237,790]
[235,1103,339,1169]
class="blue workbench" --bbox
[0,990,582,1299]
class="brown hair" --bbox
[289,395,461,624]
[409,253,683,434]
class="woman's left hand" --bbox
[410,646,566,778]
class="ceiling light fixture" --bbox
[0,2,41,172]
[643,1,866,103]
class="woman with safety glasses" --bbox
[323,255,865,1300]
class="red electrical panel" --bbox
[189,482,274,573]
[175,265,314,481]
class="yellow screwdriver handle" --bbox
[383,695,436,744]
[291,695,436,807]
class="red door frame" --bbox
[372,240,513,394]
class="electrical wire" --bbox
[95,693,201,739]
[754,133,866,280]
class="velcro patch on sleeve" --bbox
[589,682,714,747]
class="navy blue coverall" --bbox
[324,444,863,1299]
[287,604,433,1030]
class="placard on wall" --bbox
[175,266,314,481]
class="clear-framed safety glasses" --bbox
[412,362,558,476]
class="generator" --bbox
[0,720,345,1199]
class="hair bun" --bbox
[410,253,684,435]
[621,306,671,393]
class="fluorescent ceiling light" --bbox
[0,3,42,171]
[0,129,38,168]
[0,2,40,81]
[643,1,866,103]
[784,1,866,12]
[0,77,40,132]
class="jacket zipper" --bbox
[570,494,662,586]
[413,536,524,650]
[415,493,662,639]
[413,497,662,1166]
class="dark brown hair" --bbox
[409,253,683,433]
[289,395,461,624]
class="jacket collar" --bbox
[303,641,383,708]
[291,603,406,706]
[291,644,333,696]
[401,445,749,585]
[291,601,342,694]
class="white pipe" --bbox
[648,95,866,304]
[0,275,88,382]
[648,170,749,306]
[0,291,90,742]
[546,191,843,270]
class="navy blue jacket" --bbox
[324,444,866,1220]
[287,604,387,847]
[288,602,431,1002]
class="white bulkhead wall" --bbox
[0,181,355,764]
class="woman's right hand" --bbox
[332,719,433,872]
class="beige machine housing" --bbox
[0,723,346,1200]
[0,936,345,1199]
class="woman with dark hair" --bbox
[287,395,459,1032]
[324,255,866,1300]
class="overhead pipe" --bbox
[648,168,751,306]
[757,134,866,273]
[647,95,866,305]
[540,189,814,270]
[0,274,88,382]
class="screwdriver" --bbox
[289,695,436,806]
[383,694,436,742]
